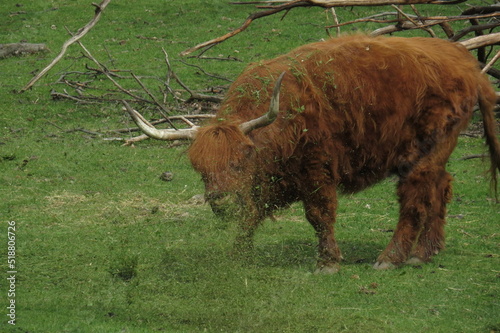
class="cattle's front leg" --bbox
[303,185,342,274]
[233,197,264,253]
[234,216,261,252]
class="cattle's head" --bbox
[187,124,256,216]
[124,72,285,217]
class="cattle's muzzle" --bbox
[205,191,242,219]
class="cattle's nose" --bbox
[205,191,224,202]
[205,191,235,218]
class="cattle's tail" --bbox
[478,80,500,201]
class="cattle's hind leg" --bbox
[407,170,452,265]
[374,165,451,270]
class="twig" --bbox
[327,12,500,29]
[162,48,184,102]
[481,50,500,74]
[391,4,436,37]
[74,37,154,105]
[458,154,487,161]
[69,128,103,136]
[47,121,65,131]
[177,59,233,82]
[163,49,223,103]
[449,22,499,41]
[51,90,98,104]
[188,55,242,61]
[19,0,111,92]
[47,120,104,137]
[329,8,341,36]
[130,73,177,129]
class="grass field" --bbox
[1,0,499,332]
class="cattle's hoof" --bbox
[314,263,340,274]
[405,256,425,265]
[373,261,396,270]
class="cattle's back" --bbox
[217,35,489,192]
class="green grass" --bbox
[1,0,499,332]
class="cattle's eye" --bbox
[242,145,255,159]
[229,161,244,172]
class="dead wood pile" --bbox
[18,0,500,144]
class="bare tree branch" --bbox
[459,32,500,50]
[180,6,290,56]
[234,0,467,7]
[182,0,491,56]
[391,4,436,37]
[327,12,500,29]
[19,0,111,93]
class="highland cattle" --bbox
[125,35,500,273]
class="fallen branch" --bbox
[459,32,500,50]
[370,19,500,50]
[328,12,500,29]
[19,0,111,92]
[74,38,156,106]
[69,39,179,129]
[180,6,290,56]
[450,22,500,42]
[178,59,233,83]
[51,60,226,107]
[0,43,49,58]
[391,4,436,37]
[234,0,467,7]
[122,134,150,145]
[50,90,98,103]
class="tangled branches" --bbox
[182,1,500,78]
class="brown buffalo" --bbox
[125,35,500,273]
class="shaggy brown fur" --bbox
[187,35,500,273]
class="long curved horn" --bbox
[239,71,285,134]
[122,101,198,140]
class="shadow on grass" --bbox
[159,238,384,280]
[252,239,384,268]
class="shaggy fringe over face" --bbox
[188,124,256,192]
